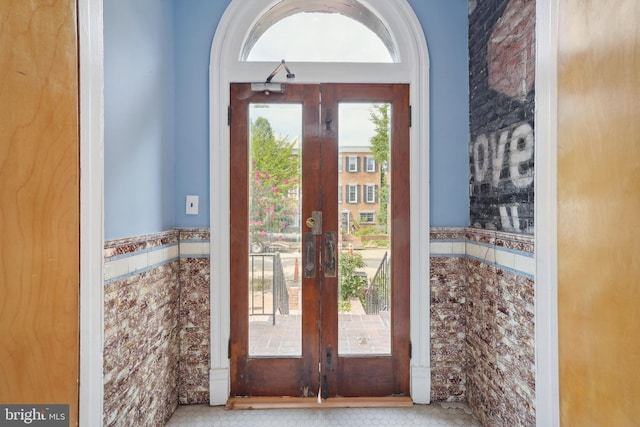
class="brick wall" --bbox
[469,0,535,233]
[339,151,382,229]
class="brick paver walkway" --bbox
[249,299,390,356]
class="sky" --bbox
[247,12,392,148]
[247,12,393,63]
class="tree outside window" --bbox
[249,117,300,248]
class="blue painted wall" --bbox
[104,0,176,240]
[408,0,470,227]
[173,1,228,229]
[105,0,469,238]
[172,0,469,228]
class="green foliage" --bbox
[251,117,299,185]
[363,239,390,249]
[354,226,382,237]
[338,300,352,312]
[338,252,367,303]
[369,105,390,231]
[369,104,389,165]
[249,117,300,240]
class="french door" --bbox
[230,83,410,399]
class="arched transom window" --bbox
[242,0,398,63]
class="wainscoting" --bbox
[103,227,534,426]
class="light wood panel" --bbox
[226,396,413,410]
[558,1,640,425]
[0,0,79,424]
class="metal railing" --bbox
[249,252,289,325]
[364,251,390,314]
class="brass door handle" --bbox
[324,232,337,277]
[303,232,315,278]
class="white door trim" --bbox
[78,0,561,421]
[209,0,431,404]
[534,0,560,425]
[78,0,105,424]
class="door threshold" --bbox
[225,396,413,410]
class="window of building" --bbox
[365,156,376,172]
[338,185,343,203]
[288,185,300,201]
[347,156,359,172]
[346,184,359,203]
[359,211,375,224]
[364,184,378,203]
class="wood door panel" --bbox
[337,358,394,397]
[321,84,411,397]
[558,1,640,424]
[230,84,321,397]
[389,83,411,396]
[229,84,250,396]
[230,83,410,399]
[0,0,79,424]
[245,359,308,396]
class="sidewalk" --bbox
[249,299,391,356]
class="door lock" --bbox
[306,211,323,235]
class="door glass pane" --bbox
[337,103,391,355]
[248,103,302,357]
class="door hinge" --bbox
[228,338,231,359]
[409,105,412,128]
[227,105,232,126]
[409,341,412,359]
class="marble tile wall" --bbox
[465,229,535,426]
[103,231,180,427]
[103,229,212,424]
[430,228,468,402]
[103,227,533,425]
[178,229,211,404]
[430,227,535,426]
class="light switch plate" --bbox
[186,195,199,215]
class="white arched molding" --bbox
[209,0,430,405]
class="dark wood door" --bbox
[230,83,409,399]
